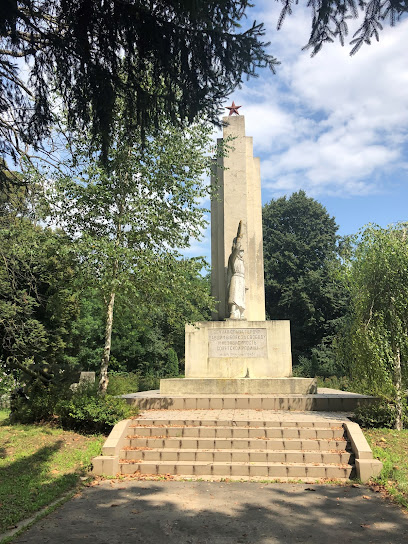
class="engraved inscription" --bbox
[208,328,267,358]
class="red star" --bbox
[226,101,241,116]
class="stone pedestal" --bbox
[185,321,291,379]
[160,377,316,395]
[160,320,316,395]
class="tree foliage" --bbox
[0,198,212,394]
[338,223,408,429]
[0,0,278,183]
[65,271,209,385]
[0,113,216,394]
[262,190,348,368]
[0,206,80,384]
[45,114,216,392]
[71,263,211,376]
[2,0,406,185]
[277,0,408,56]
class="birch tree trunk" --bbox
[98,194,123,395]
[98,289,116,395]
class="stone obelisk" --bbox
[159,103,316,395]
[211,114,265,321]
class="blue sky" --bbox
[189,2,408,262]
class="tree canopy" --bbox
[0,0,278,184]
[338,223,408,429]
[0,203,80,382]
[262,190,348,368]
[2,0,406,185]
[0,116,216,392]
[44,112,216,392]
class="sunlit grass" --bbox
[365,428,408,509]
[0,411,104,532]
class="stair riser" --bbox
[130,427,343,439]
[122,450,353,464]
[130,397,370,411]
[120,462,353,479]
[130,420,343,428]
[125,437,348,450]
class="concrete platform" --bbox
[160,377,316,395]
[131,409,352,422]
[122,388,376,412]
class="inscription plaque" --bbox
[208,328,267,358]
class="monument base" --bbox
[160,377,317,395]
[185,320,292,379]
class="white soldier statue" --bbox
[227,221,246,320]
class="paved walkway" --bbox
[11,481,408,543]
[135,409,351,422]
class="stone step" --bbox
[93,415,384,482]
[121,448,354,464]
[131,419,344,428]
[125,436,349,451]
[128,425,344,439]
[119,459,354,479]
[126,394,374,412]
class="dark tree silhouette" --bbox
[277,0,408,56]
[0,1,278,184]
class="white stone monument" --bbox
[161,106,315,395]
[211,114,265,322]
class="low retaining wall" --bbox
[344,421,383,482]
[92,419,132,476]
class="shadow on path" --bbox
[11,480,408,544]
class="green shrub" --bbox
[138,372,160,392]
[10,379,137,433]
[163,348,179,377]
[316,376,351,391]
[10,381,70,424]
[107,372,140,395]
[56,384,137,434]
[106,370,161,394]
[353,399,408,429]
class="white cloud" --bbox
[191,6,408,260]
[227,6,408,199]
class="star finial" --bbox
[226,101,241,116]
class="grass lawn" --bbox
[0,410,104,534]
[365,428,408,509]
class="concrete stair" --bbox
[122,390,376,412]
[118,418,355,480]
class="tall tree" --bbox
[338,223,408,430]
[0,1,278,184]
[70,263,211,376]
[48,116,215,393]
[109,261,211,375]
[0,211,80,381]
[262,190,348,367]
